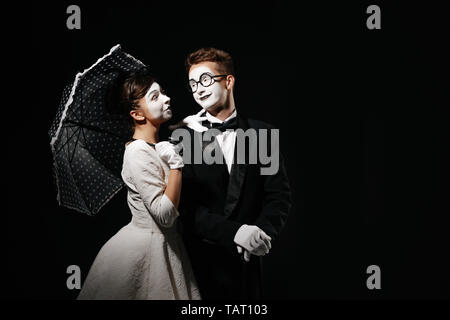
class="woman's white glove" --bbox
[155,141,184,169]
[168,109,209,132]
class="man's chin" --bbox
[200,104,212,110]
[201,103,219,112]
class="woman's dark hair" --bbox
[120,72,156,130]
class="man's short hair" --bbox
[185,47,235,76]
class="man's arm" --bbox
[255,151,292,239]
[192,205,243,251]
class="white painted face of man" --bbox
[144,82,172,121]
[189,64,228,111]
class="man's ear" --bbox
[225,75,235,90]
[130,109,145,121]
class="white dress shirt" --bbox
[205,109,237,173]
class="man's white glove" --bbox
[168,109,209,132]
[155,141,184,169]
[234,225,272,258]
[237,246,252,262]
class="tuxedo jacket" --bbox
[176,114,292,300]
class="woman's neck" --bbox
[133,122,159,144]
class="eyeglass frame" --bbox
[188,72,228,93]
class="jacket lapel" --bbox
[223,115,249,217]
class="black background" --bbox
[8,1,448,300]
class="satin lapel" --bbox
[223,115,249,217]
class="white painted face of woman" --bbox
[189,64,228,111]
[144,82,172,121]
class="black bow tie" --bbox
[206,117,238,132]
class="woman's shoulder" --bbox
[124,139,158,160]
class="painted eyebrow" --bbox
[189,72,213,81]
[146,89,159,98]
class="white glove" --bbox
[234,224,272,257]
[155,141,184,169]
[237,246,252,262]
[168,109,209,132]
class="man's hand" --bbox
[237,246,252,262]
[168,109,208,132]
[234,225,272,258]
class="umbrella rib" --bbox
[65,119,128,140]
[63,125,92,213]
[77,124,123,178]
[80,124,89,154]
[69,126,83,164]
[63,123,81,129]
[85,116,118,124]
[78,123,121,175]
[60,148,90,214]
[85,147,122,179]
[65,106,82,123]
[65,126,72,159]
[54,126,81,155]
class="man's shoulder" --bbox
[245,118,276,130]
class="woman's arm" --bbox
[125,142,180,228]
[164,168,182,209]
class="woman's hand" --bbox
[155,141,184,169]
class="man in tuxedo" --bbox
[171,47,291,300]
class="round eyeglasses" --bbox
[188,72,228,93]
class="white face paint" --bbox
[144,82,172,121]
[189,64,228,111]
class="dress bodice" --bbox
[121,139,179,233]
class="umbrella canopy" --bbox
[49,44,146,215]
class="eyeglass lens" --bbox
[189,73,214,93]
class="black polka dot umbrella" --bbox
[49,44,146,215]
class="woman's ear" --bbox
[130,109,145,121]
[225,75,235,90]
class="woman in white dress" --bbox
[77,73,201,300]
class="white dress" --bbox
[77,139,201,300]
